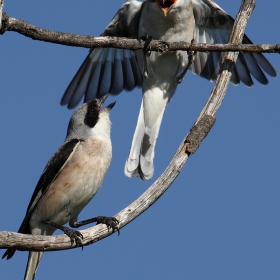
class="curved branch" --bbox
[1,11,279,53]
[0,0,256,252]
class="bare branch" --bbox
[1,11,279,53]
[0,0,256,252]
[0,0,4,30]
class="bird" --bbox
[61,0,277,181]
[2,95,118,280]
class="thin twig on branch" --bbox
[0,0,4,30]
[0,0,256,252]
[1,11,279,53]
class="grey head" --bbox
[66,94,116,140]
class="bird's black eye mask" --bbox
[84,100,99,128]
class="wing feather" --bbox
[191,0,277,85]
[61,1,144,108]
[22,139,80,234]
[2,139,80,260]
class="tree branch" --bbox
[0,0,4,30]
[1,11,279,53]
[0,0,256,252]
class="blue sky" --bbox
[1,1,280,279]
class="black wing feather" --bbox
[61,1,144,109]
[25,139,80,218]
[2,138,80,260]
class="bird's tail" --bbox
[2,233,43,280]
[125,88,168,180]
[24,251,44,280]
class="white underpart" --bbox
[125,0,195,180]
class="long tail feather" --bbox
[24,251,44,280]
[125,87,169,180]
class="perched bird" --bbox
[61,0,277,180]
[2,95,118,280]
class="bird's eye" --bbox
[84,102,99,128]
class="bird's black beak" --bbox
[104,101,116,111]
[99,94,110,106]
[98,94,116,111]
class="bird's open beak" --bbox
[104,101,116,111]
[99,94,109,106]
[98,94,116,111]
[156,0,177,16]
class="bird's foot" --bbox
[70,215,120,235]
[187,38,197,64]
[95,216,120,236]
[45,220,84,247]
[141,33,153,78]
[141,33,153,56]
[177,39,197,83]
[63,227,84,247]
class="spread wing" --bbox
[61,0,144,109]
[191,0,277,85]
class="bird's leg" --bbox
[44,220,83,247]
[141,33,153,78]
[177,39,197,83]
[71,216,120,236]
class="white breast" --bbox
[137,1,195,88]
